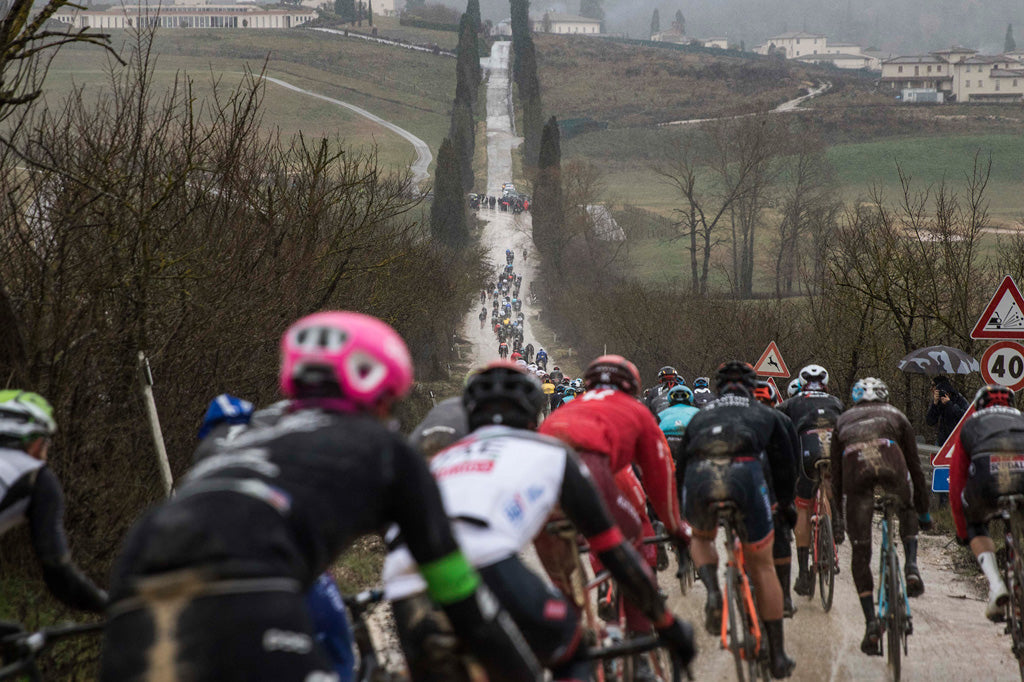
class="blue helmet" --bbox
[198,394,254,439]
[668,384,694,406]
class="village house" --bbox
[753,31,826,58]
[537,12,602,35]
[52,0,316,29]
[753,31,880,70]
[880,46,1024,102]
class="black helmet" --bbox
[463,362,546,431]
[715,360,756,396]
[974,384,1015,410]
[657,366,678,383]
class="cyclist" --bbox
[676,361,797,678]
[658,384,699,461]
[100,312,542,682]
[752,381,801,617]
[950,385,1023,621]
[0,390,107,614]
[787,378,802,398]
[510,350,523,363]
[384,363,695,681]
[548,365,563,385]
[538,355,691,651]
[692,376,714,408]
[499,341,510,359]
[643,366,683,415]
[479,308,487,326]
[776,365,844,607]
[535,348,548,371]
[829,377,931,657]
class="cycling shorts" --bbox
[962,453,1024,540]
[682,458,774,550]
[101,576,332,682]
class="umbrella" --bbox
[897,345,979,375]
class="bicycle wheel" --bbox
[886,544,903,682]
[817,515,836,612]
[725,564,749,682]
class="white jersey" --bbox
[383,425,569,600]
[0,447,44,535]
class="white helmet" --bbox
[851,377,889,404]
[799,364,829,391]
[787,378,802,398]
[527,363,538,372]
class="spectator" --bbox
[926,374,969,445]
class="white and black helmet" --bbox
[799,364,829,391]
[787,378,802,398]
[851,377,889,404]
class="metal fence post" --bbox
[137,351,173,498]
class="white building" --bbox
[880,46,1024,102]
[754,31,826,58]
[52,2,316,29]
[794,52,872,70]
[537,12,602,35]
[701,37,728,49]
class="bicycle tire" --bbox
[817,515,835,612]
[1009,516,1024,678]
[886,539,902,682]
[675,545,695,596]
[726,564,748,682]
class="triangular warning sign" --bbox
[765,377,782,404]
[971,275,1024,339]
[754,341,789,378]
[931,404,975,467]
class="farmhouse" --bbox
[880,46,1024,102]
[537,12,603,35]
[52,1,316,29]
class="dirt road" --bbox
[459,41,568,375]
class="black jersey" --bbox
[960,406,1024,458]
[777,391,843,434]
[0,447,106,612]
[678,394,799,508]
[111,408,461,600]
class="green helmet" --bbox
[0,390,57,443]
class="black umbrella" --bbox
[897,345,979,375]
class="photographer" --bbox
[926,374,969,446]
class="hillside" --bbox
[534,35,843,127]
[43,30,459,172]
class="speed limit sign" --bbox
[981,341,1024,390]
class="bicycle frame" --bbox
[809,459,837,609]
[876,503,911,626]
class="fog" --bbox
[440,0,1024,54]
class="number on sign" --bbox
[991,354,1024,380]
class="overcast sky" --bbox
[448,0,1024,54]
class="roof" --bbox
[884,55,944,64]
[964,55,1003,64]
[767,31,825,40]
[990,68,1024,78]
[931,45,977,55]
[828,42,860,47]
[795,53,869,62]
[542,12,602,24]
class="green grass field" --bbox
[827,133,1024,220]
[43,29,458,173]
[355,14,461,50]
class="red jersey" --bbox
[539,388,683,535]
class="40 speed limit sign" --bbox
[981,341,1024,391]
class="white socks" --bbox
[979,551,1006,591]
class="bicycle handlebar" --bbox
[0,622,103,680]
[583,635,687,681]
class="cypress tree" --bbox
[466,0,481,32]
[431,139,469,248]
[650,9,660,36]
[335,0,355,21]
[532,116,563,258]
[674,10,685,34]
[449,96,475,191]
[456,12,481,101]
[1006,24,1017,52]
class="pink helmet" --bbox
[279,311,413,411]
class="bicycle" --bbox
[345,588,407,682]
[987,493,1024,678]
[0,621,103,681]
[874,493,912,682]
[806,458,838,611]
[547,519,681,682]
[712,500,771,682]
